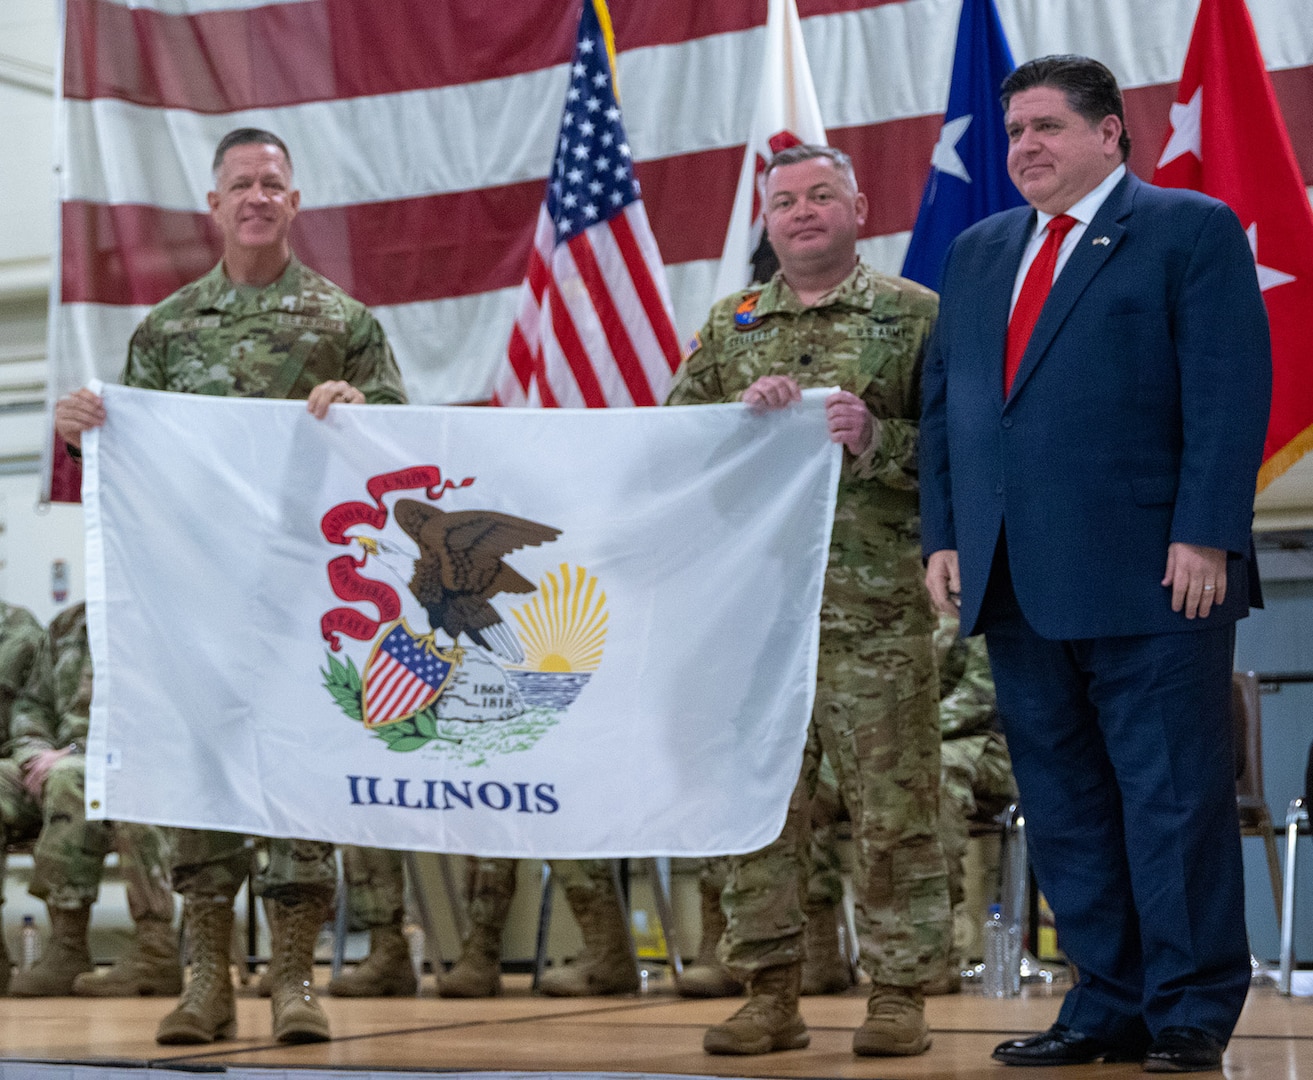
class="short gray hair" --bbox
[212,128,294,180]
[763,144,858,194]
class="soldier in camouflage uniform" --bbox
[326,846,416,997]
[55,128,407,1045]
[1,603,181,998]
[675,856,743,998]
[0,601,44,994]
[437,857,637,998]
[667,145,951,1058]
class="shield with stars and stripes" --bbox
[361,620,457,728]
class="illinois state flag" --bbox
[81,386,840,857]
[1152,0,1313,490]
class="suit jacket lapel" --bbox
[1005,173,1136,405]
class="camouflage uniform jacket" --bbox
[9,603,90,768]
[0,602,43,753]
[121,257,408,404]
[667,260,938,637]
[933,614,999,740]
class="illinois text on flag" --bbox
[82,387,841,858]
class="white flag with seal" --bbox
[83,385,840,857]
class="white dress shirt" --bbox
[1009,163,1127,317]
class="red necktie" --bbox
[1004,213,1077,397]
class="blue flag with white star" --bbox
[900,0,1025,289]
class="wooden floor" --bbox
[0,973,1310,1078]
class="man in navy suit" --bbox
[920,56,1271,1073]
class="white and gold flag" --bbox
[83,385,839,857]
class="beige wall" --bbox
[0,0,77,623]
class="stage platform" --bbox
[0,974,1310,1079]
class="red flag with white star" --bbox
[1152,0,1313,490]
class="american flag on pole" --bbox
[361,621,455,729]
[492,0,681,408]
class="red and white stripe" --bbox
[53,0,1313,416]
[497,203,681,408]
[363,652,439,727]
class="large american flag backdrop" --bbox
[54,0,1313,411]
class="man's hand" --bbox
[825,390,878,456]
[306,380,365,419]
[742,375,802,410]
[54,387,107,450]
[1163,541,1227,619]
[21,747,73,800]
[925,549,962,616]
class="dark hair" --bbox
[1000,55,1131,161]
[763,143,858,194]
[211,128,294,177]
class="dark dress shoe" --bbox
[992,1023,1143,1066]
[1143,1027,1224,1073]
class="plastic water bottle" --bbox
[982,903,1020,996]
[19,915,41,971]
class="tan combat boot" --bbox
[851,983,931,1056]
[437,858,515,998]
[703,962,809,1055]
[73,916,182,997]
[266,892,333,1043]
[156,897,237,1044]
[438,921,504,998]
[538,881,639,996]
[800,899,854,995]
[676,874,743,999]
[9,904,94,996]
[327,924,417,997]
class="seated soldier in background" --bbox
[0,600,44,994]
[2,602,181,998]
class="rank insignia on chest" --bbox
[734,292,764,329]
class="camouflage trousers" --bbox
[170,828,336,905]
[803,734,1016,913]
[940,731,1016,910]
[462,857,614,930]
[0,754,174,918]
[718,630,952,987]
[342,846,406,929]
[806,753,846,907]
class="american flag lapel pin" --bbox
[1092,236,1111,246]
